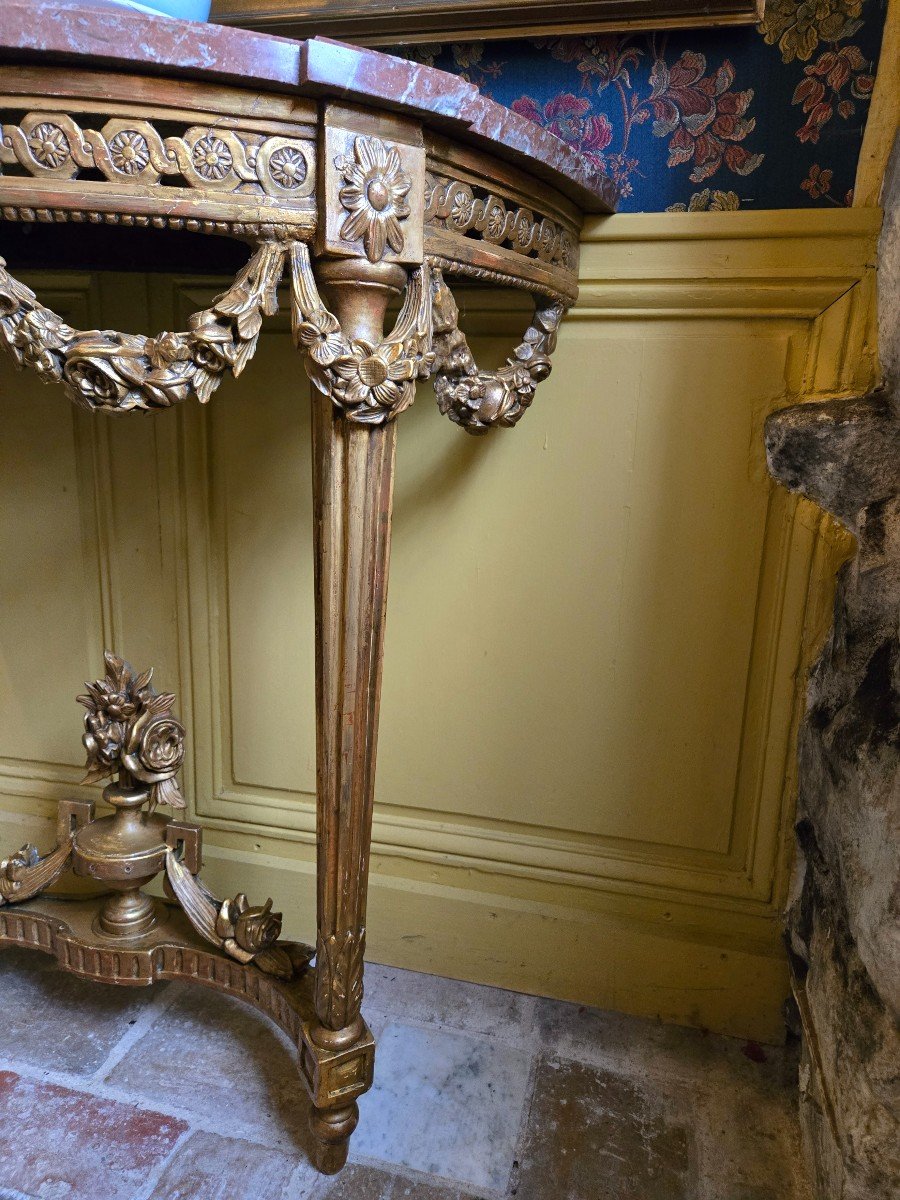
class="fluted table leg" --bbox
[300,258,406,1173]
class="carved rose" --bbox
[336,136,412,263]
[125,715,186,782]
[64,358,127,408]
[216,893,282,956]
[78,652,187,808]
[122,709,187,809]
[188,316,237,372]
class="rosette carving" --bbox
[429,267,566,435]
[289,242,434,424]
[336,136,412,263]
[0,241,287,413]
[78,651,186,810]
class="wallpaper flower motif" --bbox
[397,0,886,212]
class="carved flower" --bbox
[1,843,39,883]
[108,130,150,175]
[485,200,507,240]
[449,188,475,228]
[294,307,346,367]
[216,893,282,955]
[64,358,126,408]
[123,715,185,782]
[187,313,238,373]
[12,308,71,382]
[336,136,412,263]
[82,710,126,777]
[333,339,416,416]
[269,145,307,190]
[146,331,190,369]
[27,122,70,169]
[191,134,234,181]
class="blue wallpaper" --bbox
[397,0,888,211]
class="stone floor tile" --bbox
[104,985,317,1157]
[515,1056,692,1200]
[0,1068,186,1200]
[146,1130,318,1200]
[694,1075,812,1200]
[0,947,164,1077]
[352,1022,533,1193]
[312,1162,477,1200]
[364,962,535,1043]
[533,994,798,1092]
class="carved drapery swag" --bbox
[429,266,566,435]
[0,244,566,430]
[0,241,285,412]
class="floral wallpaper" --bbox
[396,0,888,212]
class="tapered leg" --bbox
[301,258,406,1173]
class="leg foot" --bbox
[310,1102,358,1174]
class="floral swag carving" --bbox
[429,266,566,435]
[0,240,286,412]
[289,240,434,424]
[0,243,563,432]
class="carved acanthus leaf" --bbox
[289,241,434,424]
[0,241,287,413]
[429,267,565,435]
[314,928,366,1030]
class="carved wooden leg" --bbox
[299,257,406,1173]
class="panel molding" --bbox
[151,207,880,947]
[0,208,879,1038]
[0,276,115,812]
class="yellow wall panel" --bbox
[0,208,881,1042]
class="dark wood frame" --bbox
[211,0,765,47]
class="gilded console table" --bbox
[0,1,615,1173]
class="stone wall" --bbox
[764,138,900,1199]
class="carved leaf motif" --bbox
[289,242,434,425]
[0,242,287,414]
[429,266,566,435]
[315,929,366,1030]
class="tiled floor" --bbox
[0,947,812,1200]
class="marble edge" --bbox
[0,2,618,213]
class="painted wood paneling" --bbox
[0,207,881,1040]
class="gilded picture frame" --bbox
[211,0,765,46]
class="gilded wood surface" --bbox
[0,38,614,1177]
[212,0,764,45]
